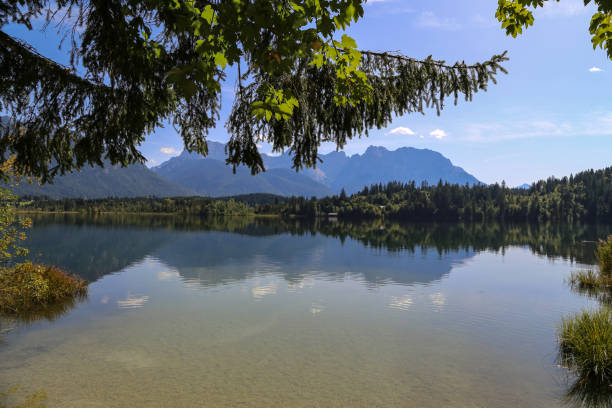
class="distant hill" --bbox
[8,163,194,199]
[153,151,333,197]
[516,183,531,190]
[157,142,480,196]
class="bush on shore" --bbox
[0,263,87,320]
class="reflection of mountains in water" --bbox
[24,215,610,286]
[155,230,473,287]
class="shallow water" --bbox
[1,217,610,407]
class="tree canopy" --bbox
[0,0,509,182]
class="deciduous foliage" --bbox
[496,0,612,59]
[0,188,30,265]
[0,0,507,181]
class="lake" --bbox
[1,215,610,407]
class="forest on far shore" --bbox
[15,166,612,223]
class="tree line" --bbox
[18,196,250,217]
[273,166,612,222]
[16,166,612,223]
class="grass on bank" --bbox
[0,262,87,320]
[559,308,612,382]
[568,236,612,299]
[568,269,610,291]
[597,235,612,275]
[559,236,612,387]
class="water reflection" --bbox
[388,295,413,311]
[564,375,612,408]
[24,215,610,290]
[0,289,87,345]
[117,294,150,309]
[1,215,610,407]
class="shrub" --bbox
[0,263,87,320]
[558,308,612,382]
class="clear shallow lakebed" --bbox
[1,215,611,407]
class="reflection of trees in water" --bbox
[25,215,610,286]
[562,374,612,408]
[312,220,608,265]
[0,290,87,345]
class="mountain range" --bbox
[2,120,481,198]
[8,162,194,199]
[153,141,480,196]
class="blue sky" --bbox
[4,0,612,185]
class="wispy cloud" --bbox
[462,112,612,142]
[365,0,415,14]
[463,121,570,142]
[430,129,448,139]
[472,13,498,28]
[540,0,587,17]
[160,147,180,155]
[417,11,461,30]
[589,66,603,72]
[388,126,416,135]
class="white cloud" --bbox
[540,0,587,16]
[589,66,603,72]
[388,126,416,135]
[430,129,448,139]
[417,11,461,30]
[160,147,180,155]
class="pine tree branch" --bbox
[0,30,105,89]
[360,50,509,71]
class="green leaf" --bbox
[202,6,214,24]
[214,52,228,69]
[340,34,357,49]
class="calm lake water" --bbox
[1,215,611,407]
